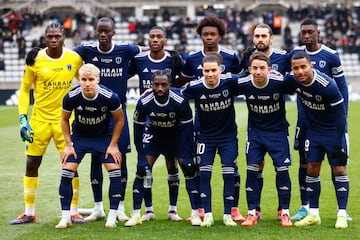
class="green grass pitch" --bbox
[0,102,359,240]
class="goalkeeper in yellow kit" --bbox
[10,23,84,225]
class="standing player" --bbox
[178,15,244,222]
[10,23,84,225]
[125,70,200,227]
[287,52,349,229]
[182,53,239,227]
[240,23,289,220]
[23,17,141,222]
[288,18,351,222]
[126,26,185,223]
[73,17,142,222]
[56,63,125,229]
[240,23,288,74]
[238,52,293,227]
[179,15,242,84]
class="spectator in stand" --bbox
[75,8,87,29]
[162,8,170,22]
[0,17,3,30]
[72,29,82,48]
[2,22,13,42]
[22,10,32,33]
[128,19,137,34]
[31,39,38,48]
[179,30,187,45]
[8,10,20,34]
[0,39,4,53]
[149,13,157,29]
[282,23,294,52]
[63,15,73,38]
[38,36,46,49]
[17,33,26,59]
[0,51,5,71]
[273,12,282,35]
[174,43,188,60]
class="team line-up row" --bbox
[10,15,350,230]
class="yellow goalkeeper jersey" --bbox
[18,48,83,123]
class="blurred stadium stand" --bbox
[0,0,360,104]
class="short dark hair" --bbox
[249,51,270,66]
[96,17,115,29]
[202,53,223,65]
[150,26,167,37]
[196,15,226,37]
[152,70,171,82]
[45,23,64,36]
[291,51,311,63]
[300,18,318,28]
[255,23,273,36]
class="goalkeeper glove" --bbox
[19,114,34,142]
[332,146,347,166]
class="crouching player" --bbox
[56,63,125,229]
[125,70,200,227]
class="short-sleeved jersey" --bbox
[181,73,239,142]
[74,42,141,104]
[133,88,193,136]
[62,84,122,138]
[181,46,241,79]
[129,51,182,93]
[18,48,83,122]
[241,49,288,74]
[285,70,345,136]
[288,44,348,112]
[237,72,291,134]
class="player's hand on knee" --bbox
[19,114,34,142]
[332,146,347,166]
[106,145,122,165]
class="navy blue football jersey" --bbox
[63,84,122,138]
[181,46,241,79]
[237,72,291,134]
[285,70,346,140]
[289,44,348,112]
[133,88,193,136]
[181,73,239,142]
[241,49,288,74]
[74,42,141,104]
[129,51,182,93]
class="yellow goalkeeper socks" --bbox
[70,176,80,214]
[24,176,38,216]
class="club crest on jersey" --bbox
[273,93,279,100]
[222,89,229,97]
[67,64,72,71]
[116,57,122,64]
[101,106,107,112]
[169,112,176,119]
[133,110,139,120]
[165,68,172,75]
[271,64,279,71]
[319,60,326,68]
[315,95,322,102]
[221,64,225,72]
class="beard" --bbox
[256,44,270,52]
